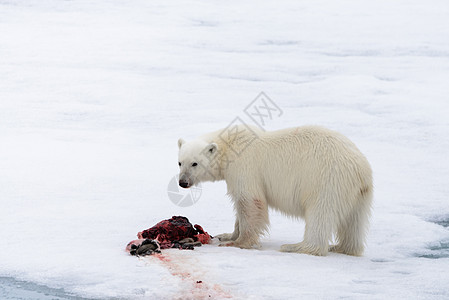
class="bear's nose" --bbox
[179,180,190,188]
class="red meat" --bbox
[194,224,212,245]
[137,216,211,249]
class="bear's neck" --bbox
[204,125,260,181]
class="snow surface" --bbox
[1,0,449,299]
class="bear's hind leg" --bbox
[281,206,333,256]
[330,193,371,256]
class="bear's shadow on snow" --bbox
[415,216,449,259]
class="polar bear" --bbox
[177,125,372,256]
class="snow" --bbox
[1,0,449,299]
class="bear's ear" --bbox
[178,138,186,149]
[207,143,218,154]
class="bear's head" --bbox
[177,138,219,188]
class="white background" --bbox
[1,0,448,299]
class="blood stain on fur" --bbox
[254,199,264,210]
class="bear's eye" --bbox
[192,162,198,167]
[178,162,181,166]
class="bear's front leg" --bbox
[215,219,240,242]
[219,197,269,249]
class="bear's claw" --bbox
[280,243,301,253]
[219,241,254,249]
[280,242,326,256]
[218,241,235,247]
[215,233,234,242]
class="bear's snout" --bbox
[179,180,190,188]
[179,173,192,188]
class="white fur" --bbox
[178,125,373,256]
